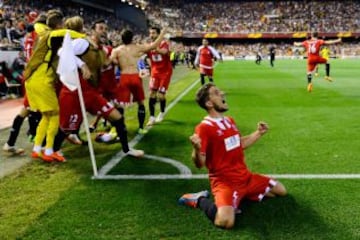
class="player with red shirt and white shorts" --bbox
[98,45,122,104]
[146,27,173,126]
[294,32,341,92]
[194,38,221,85]
[178,83,287,229]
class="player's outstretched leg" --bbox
[307,74,313,92]
[324,63,332,82]
[200,74,206,85]
[3,114,26,155]
[137,104,147,134]
[179,190,225,227]
[108,109,144,157]
[156,93,166,123]
[147,95,157,126]
[315,67,319,77]
[178,190,210,208]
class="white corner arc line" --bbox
[95,174,197,180]
[96,154,192,179]
[97,76,200,177]
[97,151,126,176]
[143,154,192,175]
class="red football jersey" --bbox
[195,116,251,184]
[302,39,324,58]
[195,46,220,69]
[148,40,172,75]
[101,45,114,73]
[24,32,37,62]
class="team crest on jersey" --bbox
[217,129,224,136]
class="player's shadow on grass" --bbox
[154,119,189,126]
[144,120,193,142]
[234,195,347,238]
[178,99,198,105]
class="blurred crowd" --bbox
[0,0,144,50]
[1,0,360,53]
[147,0,360,33]
[0,0,144,98]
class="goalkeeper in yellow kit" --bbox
[25,10,87,162]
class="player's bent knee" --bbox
[107,109,122,121]
[214,217,235,229]
[149,92,157,98]
[19,107,29,117]
[214,206,235,229]
[279,188,287,196]
[157,93,165,99]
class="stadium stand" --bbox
[0,0,359,92]
[147,0,360,33]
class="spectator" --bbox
[11,50,26,84]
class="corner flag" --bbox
[56,32,99,176]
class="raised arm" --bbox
[140,27,168,53]
[194,47,200,66]
[241,122,268,149]
[209,46,221,61]
[189,133,206,168]
[110,48,119,65]
[154,44,169,55]
[324,38,342,45]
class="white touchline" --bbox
[268,174,360,179]
[95,174,360,180]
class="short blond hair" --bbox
[64,16,84,32]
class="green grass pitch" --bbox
[1,59,360,239]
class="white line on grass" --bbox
[96,77,200,178]
[96,63,360,181]
[95,173,360,180]
[143,154,192,175]
[268,174,360,179]
[96,154,191,178]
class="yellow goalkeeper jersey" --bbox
[320,47,330,60]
